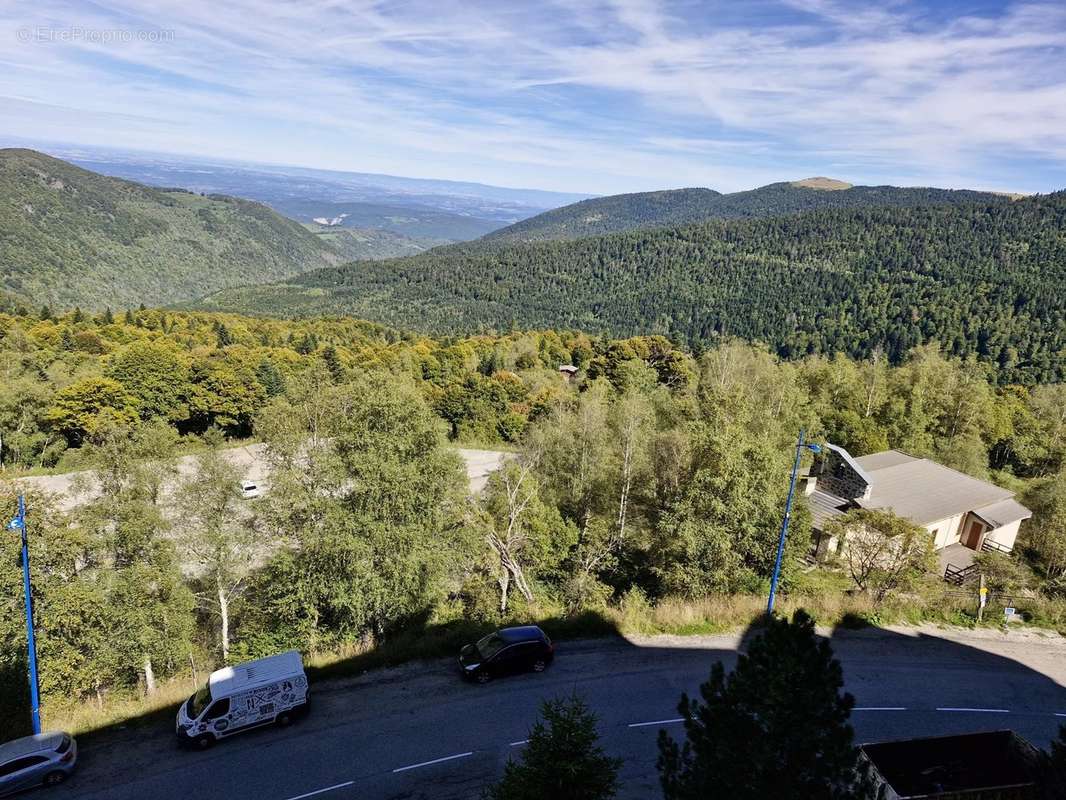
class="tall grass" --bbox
[44,679,195,739]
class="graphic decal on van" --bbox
[225,676,308,726]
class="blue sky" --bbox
[2,0,1065,194]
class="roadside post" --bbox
[767,431,821,614]
[6,494,43,735]
[977,575,988,624]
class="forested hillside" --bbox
[197,192,1066,384]
[0,149,343,308]
[3,305,1066,737]
[484,187,723,241]
[484,180,1011,242]
[305,224,426,260]
[273,198,506,243]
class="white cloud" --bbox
[0,0,1064,193]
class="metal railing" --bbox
[981,538,1012,555]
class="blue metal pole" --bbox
[767,430,805,615]
[18,495,43,735]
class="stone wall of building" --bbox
[816,449,870,500]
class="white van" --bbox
[176,651,309,748]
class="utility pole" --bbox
[7,495,42,734]
[767,431,821,614]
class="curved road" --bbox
[52,625,1066,800]
[15,446,510,509]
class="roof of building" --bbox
[854,458,1014,525]
[973,498,1033,528]
[807,489,851,530]
[807,445,1031,530]
[861,731,1039,798]
[208,650,304,696]
[558,364,578,373]
[853,449,920,472]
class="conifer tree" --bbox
[486,694,620,800]
[657,610,870,800]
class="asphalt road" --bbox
[50,625,1066,800]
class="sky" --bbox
[1,0,1066,195]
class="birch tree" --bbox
[1025,470,1066,583]
[76,423,194,695]
[611,391,653,544]
[482,458,576,613]
[176,440,252,661]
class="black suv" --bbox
[458,626,554,683]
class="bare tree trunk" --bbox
[511,565,534,604]
[218,586,230,662]
[498,572,510,613]
[143,655,157,696]
[863,351,883,418]
[617,432,633,543]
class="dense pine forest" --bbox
[485,181,1011,242]
[3,305,1066,736]
[198,192,1066,384]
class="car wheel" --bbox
[277,711,293,727]
[532,658,547,673]
[475,670,492,684]
[194,733,216,749]
[43,771,67,786]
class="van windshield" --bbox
[187,684,212,719]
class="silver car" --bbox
[0,733,77,796]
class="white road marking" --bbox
[935,707,1010,713]
[283,782,355,800]
[392,752,474,773]
[628,718,684,728]
[853,707,907,711]
[1057,713,1066,717]
[509,740,529,746]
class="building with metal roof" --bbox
[806,446,1031,570]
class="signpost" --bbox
[977,575,988,623]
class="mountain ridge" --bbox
[485,180,1013,243]
[193,191,1066,384]
[0,149,346,309]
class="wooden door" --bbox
[963,518,984,549]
